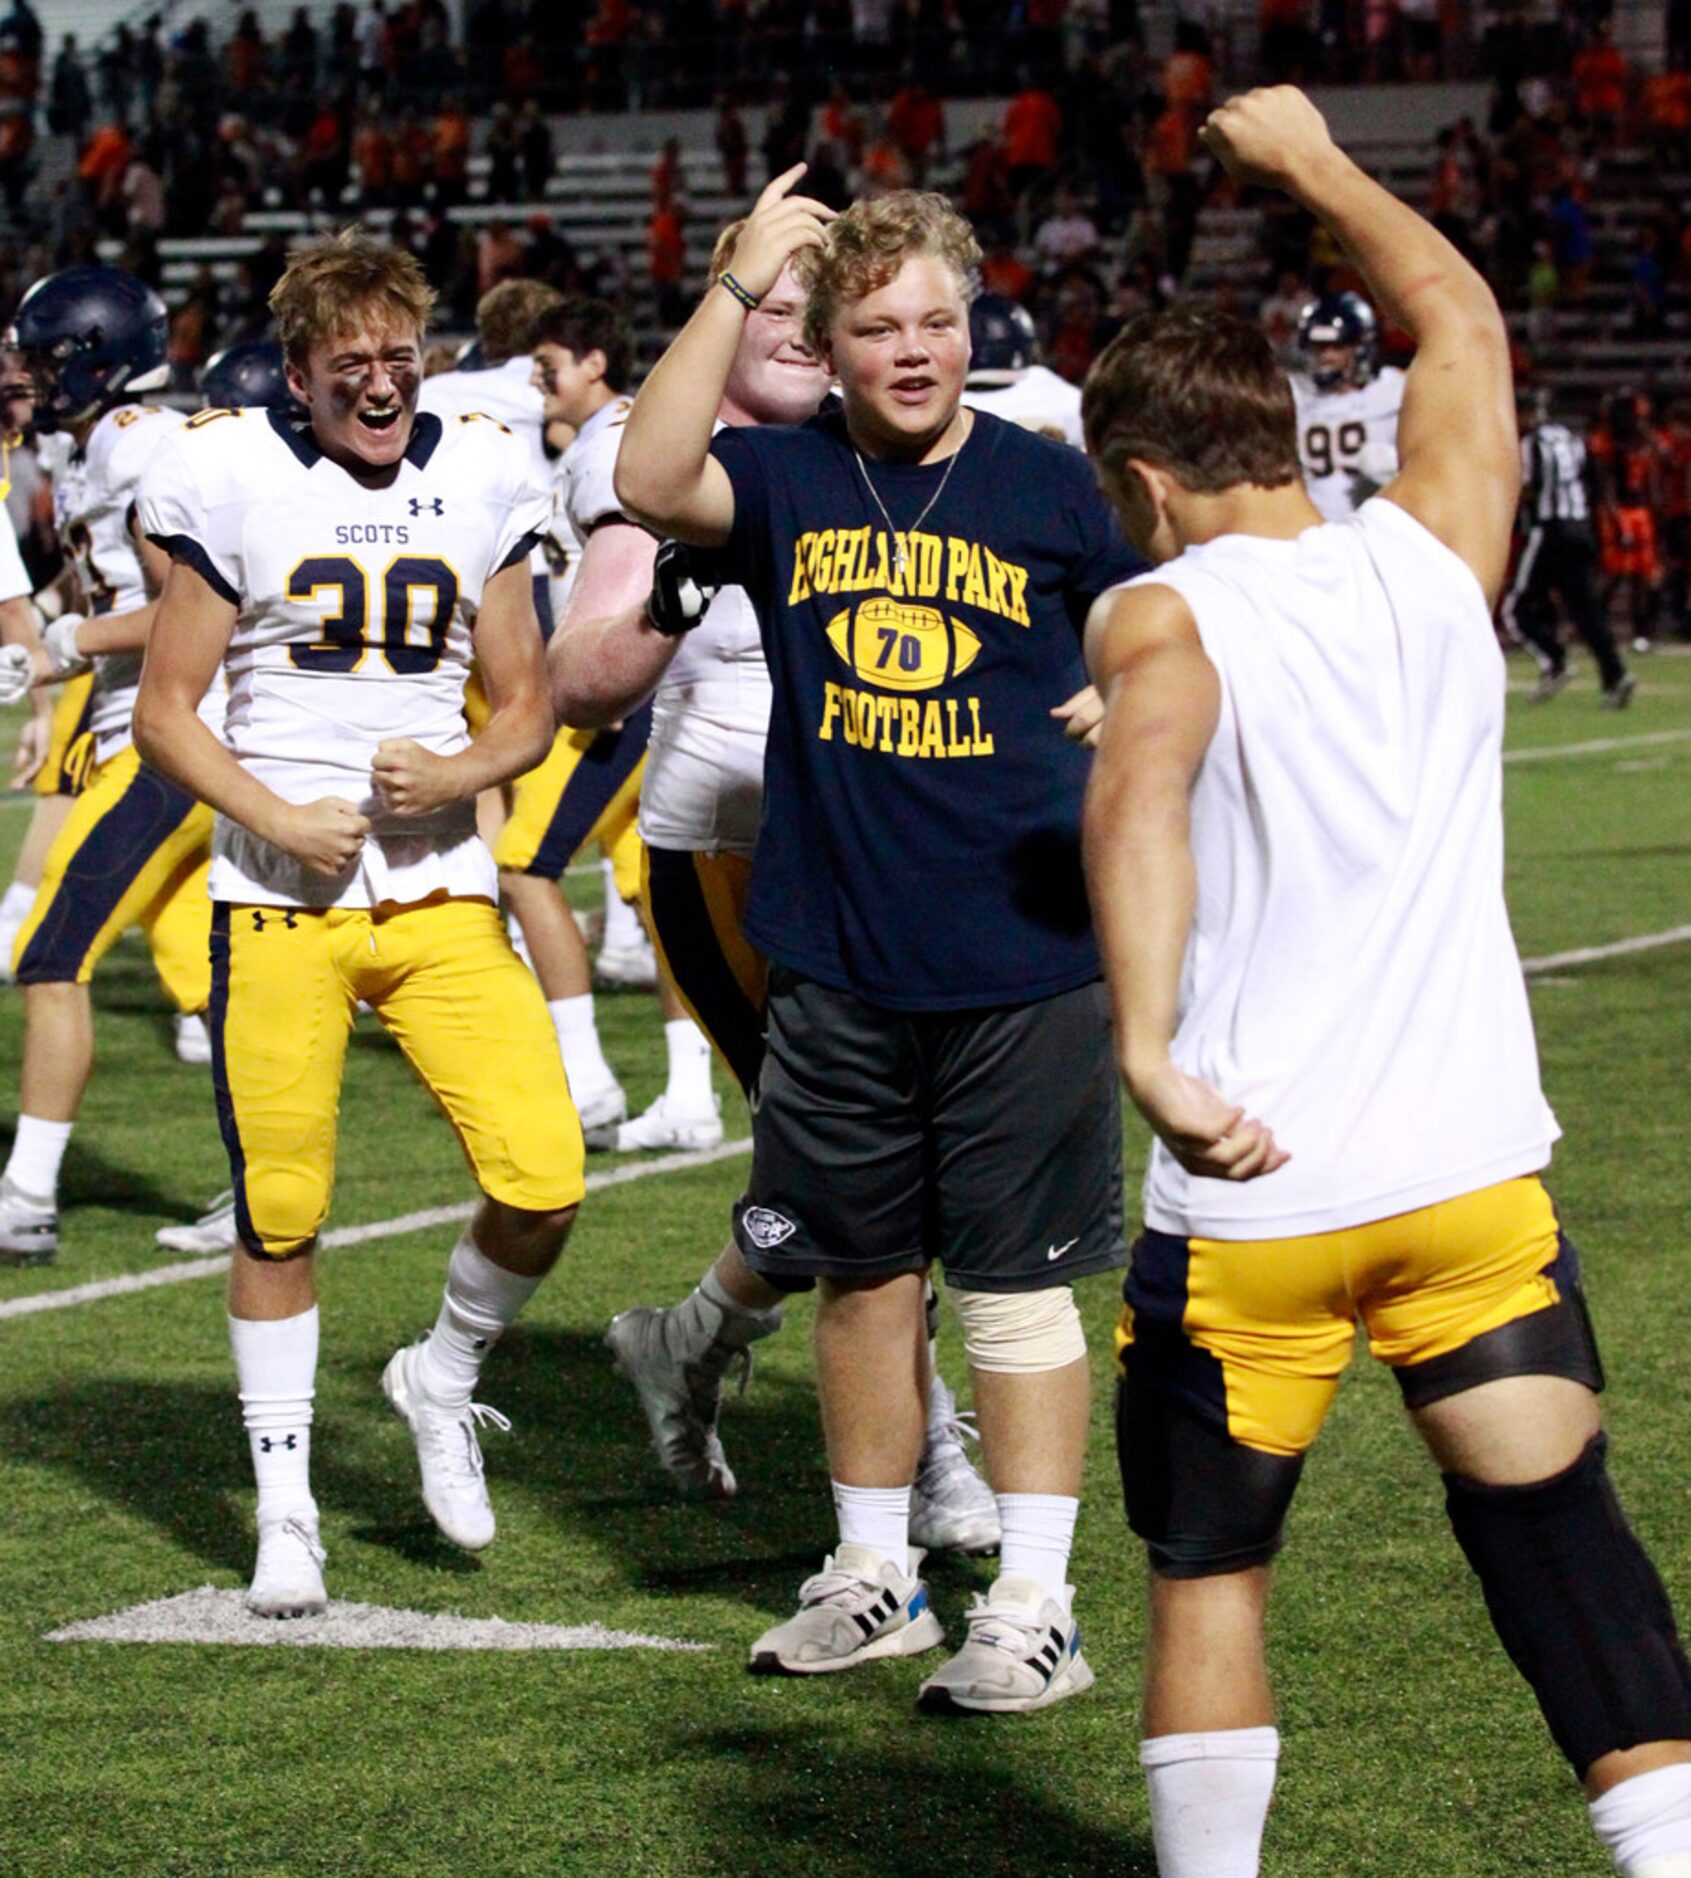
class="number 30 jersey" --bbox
[1289,365,1405,523]
[138,406,550,910]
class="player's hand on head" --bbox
[276,797,369,877]
[1200,86,1336,192]
[372,738,455,818]
[728,164,837,301]
[1130,1059,1290,1183]
[1051,683,1105,748]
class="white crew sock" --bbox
[0,880,35,925]
[415,1230,543,1408]
[662,1016,714,1111]
[549,994,616,1095]
[601,860,645,950]
[832,1481,911,1577]
[997,1492,1078,1610]
[230,1306,319,1525]
[4,1115,73,1202]
[668,1265,784,1364]
[1142,1728,1281,1878]
[1591,1765,1691,1875]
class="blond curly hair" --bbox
[798,191,980,355]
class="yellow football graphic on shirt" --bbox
[825,598,982,693]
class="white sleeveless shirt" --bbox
[1124,497,1558,1239]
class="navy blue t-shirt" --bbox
[710,404,1143,1012]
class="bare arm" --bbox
[546,520,668,728]
[373,558,555,814]
[134,559,370,878]
[1202,87,1518,602]
[614,164,833,545]
[1083,582,1287,1182]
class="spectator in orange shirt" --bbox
[1572,21,1630,138]
[1162,27,1213,116]
[820,83,864,169]
[887,74,945,184]
[1004,73,1062,197]
[648,196,685,327]
[433,97,471,205]
[77,118,131,233]
[1643,67,1691,158]
[355,116,395,206]
[978,235,1034,305]
[651,134,682,210]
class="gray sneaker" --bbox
[918,1576,1093,1714]
[910,1381,1001,1556]
[750,1543,944,1675]
[0,1174,57,1266]
[605,1305,738,1498]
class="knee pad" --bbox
[1445,1434,1691,1774]
[1117,1355,1304,1578]
[952,1284,1086,1375]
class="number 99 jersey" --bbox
[1289,364,1405,523]
[136,406,551,909]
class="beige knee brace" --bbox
[952,1285,1086,1375]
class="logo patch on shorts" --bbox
[743,1206,798,1249]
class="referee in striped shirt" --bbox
[1503,388,1634,706]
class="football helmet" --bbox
[968,294,1039,378]
[1297,292,1378,392]
[200,340,295,413]
[5,267,170,428]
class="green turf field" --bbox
[1,651,1687,1877]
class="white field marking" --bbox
[0,1136,753,1323]
[1503,728,1691,764]
[1522,927,1691,974]
[46,1588,711,1652]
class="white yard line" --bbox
[1504,729,1691,764]
[0,1137,752,1323]
[1522,926,1691,973]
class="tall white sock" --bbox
[1141,1728,1280,1878]
[601,860,645,950]
[0,880,34,924]
[415,1230,543,1408]
[4,1115,73,1201]
[1591,1765,1691,1875]
[230,1306,319,1525]
[832,1482,911,1577]
[997,1491,1078,1610]
[549,994,615,1095]
[662,1016,714,1110]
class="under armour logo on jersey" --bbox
[741,1206,798,1250]
[258,1434,299,1452]
[408,497,445,516]
[251,909,299,932]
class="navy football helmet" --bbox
[1296,292,1378,391]
[5,267,170,428]
[200,340,294,412]
[968,294,1039,378]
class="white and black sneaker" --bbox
[749,1543,944,1675]
[918,1576,1093,1714]
[381,1338,509,1551]
[910,1380,1001,1557]
[247,1511,327,1619]
[0,1175,57,1266]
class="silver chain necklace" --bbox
[853,410,972,582]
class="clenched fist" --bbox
[1199,86,1339,193]
[274,796,369,877]
[372,738,456,817]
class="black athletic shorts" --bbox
[733,967,1125,1293]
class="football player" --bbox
[0,267,219,1266]
[959,293,1085,448]
[1289,290,1405,521]
[133,231,584,1618]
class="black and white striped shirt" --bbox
[1521,422,1592,524]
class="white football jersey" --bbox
[1118,497,1558,1240]
[138,405,550,910]
[40,404,187,761]
[421,356,559,589]
[1289,364,1405,522]
[636,415,770,854]
[0,496,29,604]
[962,367,1086,450]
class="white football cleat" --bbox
[381,1338,508,1551]
[605,1304,738,1498]
[0,1174,57,1266]
[910,1382,1001,1557]
[575,1077,628,1152]
[174,1012,213,1064]
[247,1511,327,1619]
[749,1544,944,1675]
[594,937,658,989]
[155,1189,238,1255]
[917,1576,1093,1714]
[615,1091,724,1153]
